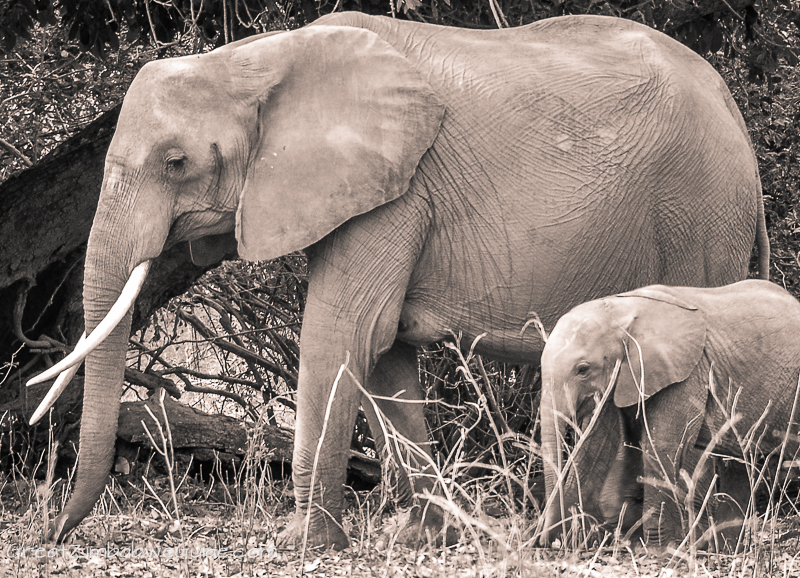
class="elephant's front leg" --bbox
[638,386,706,548]
[278,204,426,550]
[361,340,455,544]
[599,408,643,539]
[541,399,628,545]
[283,323,364,550]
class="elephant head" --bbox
[539,287,707,545]
[29,24,444,541]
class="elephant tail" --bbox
[756,181,770,280]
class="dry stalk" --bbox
[141,389,184,535]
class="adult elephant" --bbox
[29,12,768,548]
[539,281,800,550]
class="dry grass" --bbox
[2,344,800,577]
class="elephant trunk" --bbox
[51,313,132,540]
[51,262,136,540]
[540,384,628,547]
[50,173,165,541]
[540,388,575,545]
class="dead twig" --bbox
[176,308,297,384]
[0,136,32,166]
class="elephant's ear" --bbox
[230,25,445,261]
[612,287,707,408]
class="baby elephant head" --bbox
[539,286,707,544]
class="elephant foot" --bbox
[379,504,459,548]
[276,511,350,551]
[45,513,71,543]
[639,504,747,553]
[599,498,644,544]
[692,514,746,553]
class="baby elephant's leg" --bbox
[710,457,750,550]
[638,388,705,548]
[599,409,643,539]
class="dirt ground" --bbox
[2,491,799,578]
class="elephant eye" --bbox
[166,155,187,172]
[576,363,591,376]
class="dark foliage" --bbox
[2,0,798,76]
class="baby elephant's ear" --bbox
[231,25,445,261]
[613,287,707,408]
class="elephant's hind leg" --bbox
[362,340,457,545]
[638,386,706,548]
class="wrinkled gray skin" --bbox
[541,281,800,550]
[49,12,769,547]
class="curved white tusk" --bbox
[26,260,151,387]
[29,333,86,425]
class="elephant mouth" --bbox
[575,396,598,428]
[167,209,236,248]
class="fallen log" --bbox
[114,391,381,487]
[1,378,380,487]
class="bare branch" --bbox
[196,294,266,389]
[162,366,258,389]
[124,367,183,399]
[13,281,67,353]
[0,137,33,166]
[181,382,257,421]
[176,307,298,385]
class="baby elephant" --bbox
[539,280,800,549]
